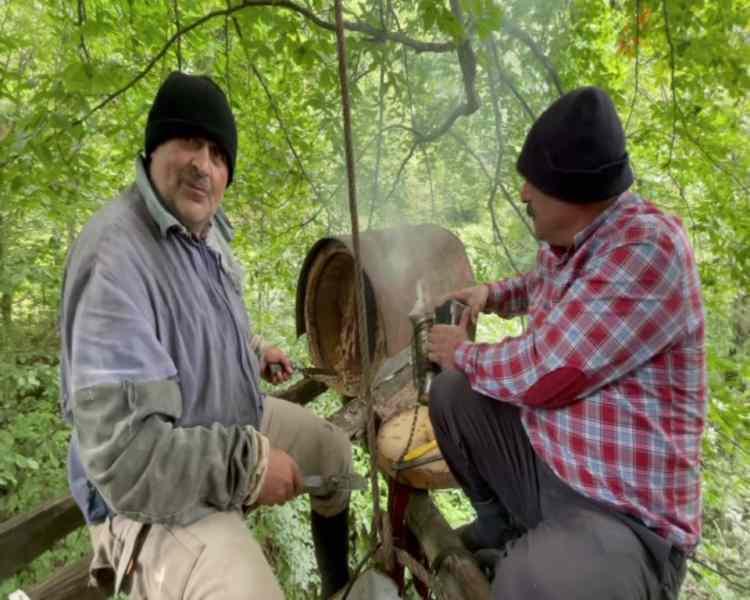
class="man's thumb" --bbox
[459,306,471,330]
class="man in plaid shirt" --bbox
[428,87,705,599]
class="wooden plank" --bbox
[276,376,328,406]
[0,495,84,581]
[406,491,491,600]
[25,554,106,600]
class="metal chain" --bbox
[395,403,421,468]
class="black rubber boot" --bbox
[311,507,350,599]
[456,498,522,552]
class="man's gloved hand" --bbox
[439,284,489,324]
[261,346,293,384]
[256,448,303,506]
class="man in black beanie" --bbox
[427,87,705,599]
[60,72,353,599]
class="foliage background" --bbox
[0,0,748,598]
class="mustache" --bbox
[526,205,535,219]
[180,167,211,193]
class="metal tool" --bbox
[409,281,437,404]
[435,298,468,327]
[303,474,368,496]
[268,363,337,378]
[297,366,338,377]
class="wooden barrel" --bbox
[295,225,475,396]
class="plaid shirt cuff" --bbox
[455,340,477,375]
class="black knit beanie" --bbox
[145,71,237,185]
[516,86,633,203]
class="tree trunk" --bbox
[406,491,491,600]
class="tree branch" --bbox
[231,16,324,206]
[661,0,677,168]
[76,0,93,75]
[410,0,479,145]
[449,131,533,238]
[173,0,183,70]
[483,45,530,275]
[368,61,387,225]
[624,0,641,133]
[502,19,563,96]
[72,0,455,125]
[382,141,418,208]
[487,35,535,122]
[223,5,232,102]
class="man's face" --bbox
[149,137,229,236]
[521,181,582,247]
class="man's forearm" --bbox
[73,379,262,525]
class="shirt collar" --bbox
[572,191,638,250]
[541,191,639,265]
[135,155,234,242]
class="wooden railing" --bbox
[0,494,100,600]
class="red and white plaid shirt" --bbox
[455,192,706,551]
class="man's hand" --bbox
[439,284,489,324]
[261,346,293,384]
[428,309,471,371]
[256,448,303,506]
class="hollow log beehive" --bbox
[295,224,475,396]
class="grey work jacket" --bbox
[60,157,264,525]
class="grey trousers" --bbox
[429,370,687,600]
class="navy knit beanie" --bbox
[516,86,633,203]
[145,72,237,185]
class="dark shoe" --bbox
[311,507,350,598]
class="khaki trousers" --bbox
[89,396,352,599]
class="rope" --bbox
[333,0,382,548]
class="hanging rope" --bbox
[333,0,382,548]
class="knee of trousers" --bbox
[311,422,353,518]
[428,369,473,428]
[492,549,566,600]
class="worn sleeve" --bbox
[455,235,688,408]
[484,272,534,318]
[69,235,261,524]
[73,380,262,524]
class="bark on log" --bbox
[406,491,491,600]
[25,554,105,600]
[0,495,84,580]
